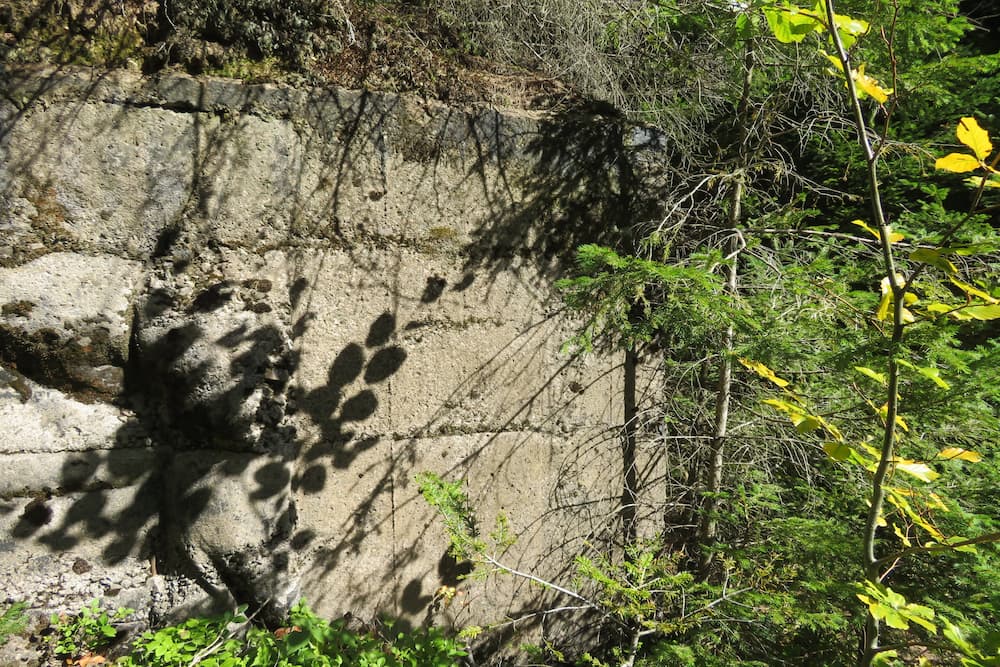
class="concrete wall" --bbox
[0,65,663,662]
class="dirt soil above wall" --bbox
[0,0,581,112]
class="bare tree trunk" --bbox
[697,38,753,582]
[697,176,742,581]
[622,344,639,547]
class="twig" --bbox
[875,531,1000,568]
[187,602,265,666]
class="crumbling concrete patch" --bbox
[0,253,144,400]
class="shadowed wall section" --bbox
[0,66,664,656]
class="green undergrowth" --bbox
[50,599,465,667]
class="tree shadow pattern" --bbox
[0,64,655,656]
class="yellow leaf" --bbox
[822,419,844,442]
[937,447,983,462]
[875,275,904,322]
[965,175,1000,189]
[762,397,843,441]
[861,441,881,459]
[880,274,905,294]
[936,153,982,173]
[894,459,939,482]
[897,359,950,389]
[739,358,790,388]
[850,219,903,243]
[887,490,945,540]
[851,218,878,239]
[875,292,892,321]
[822,55,892,101]
[927,492,949,511]
[957,117,993,160]
[918,366,950,389]
[949,276,999,303]
[854,64,892,103]
[875,402,909,431]
[893,523,912,547]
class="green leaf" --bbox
[909,248,958,275]
[939,243,997,256]
[824,7,869,48]
[896,359,951,389]
[882,608,909,630]
[795,415,822,434]
[824,441,852,461]
[926,303,955,314]
[872,651,900,666]
[855,366,887,385]
[763,4,822,43]
[963,304,1000,320]
[735,12,753,39]
[832,12,868,36]
[943,622,975,654]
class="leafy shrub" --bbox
[119,600,465,667]
[49,599,134,659]
[120,605,246,667]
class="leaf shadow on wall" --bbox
[3,279,409,627]
[295,311,407,489]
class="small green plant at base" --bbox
[119,605,248,667]
[0,601,29,647]
[50,599,134,660]
[117,600,465,667]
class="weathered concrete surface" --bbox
[0,65,660,662]
[0,253,144,399]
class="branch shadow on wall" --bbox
[1,65,446,630]
[460,101,663,282]
[0,60,667,662]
